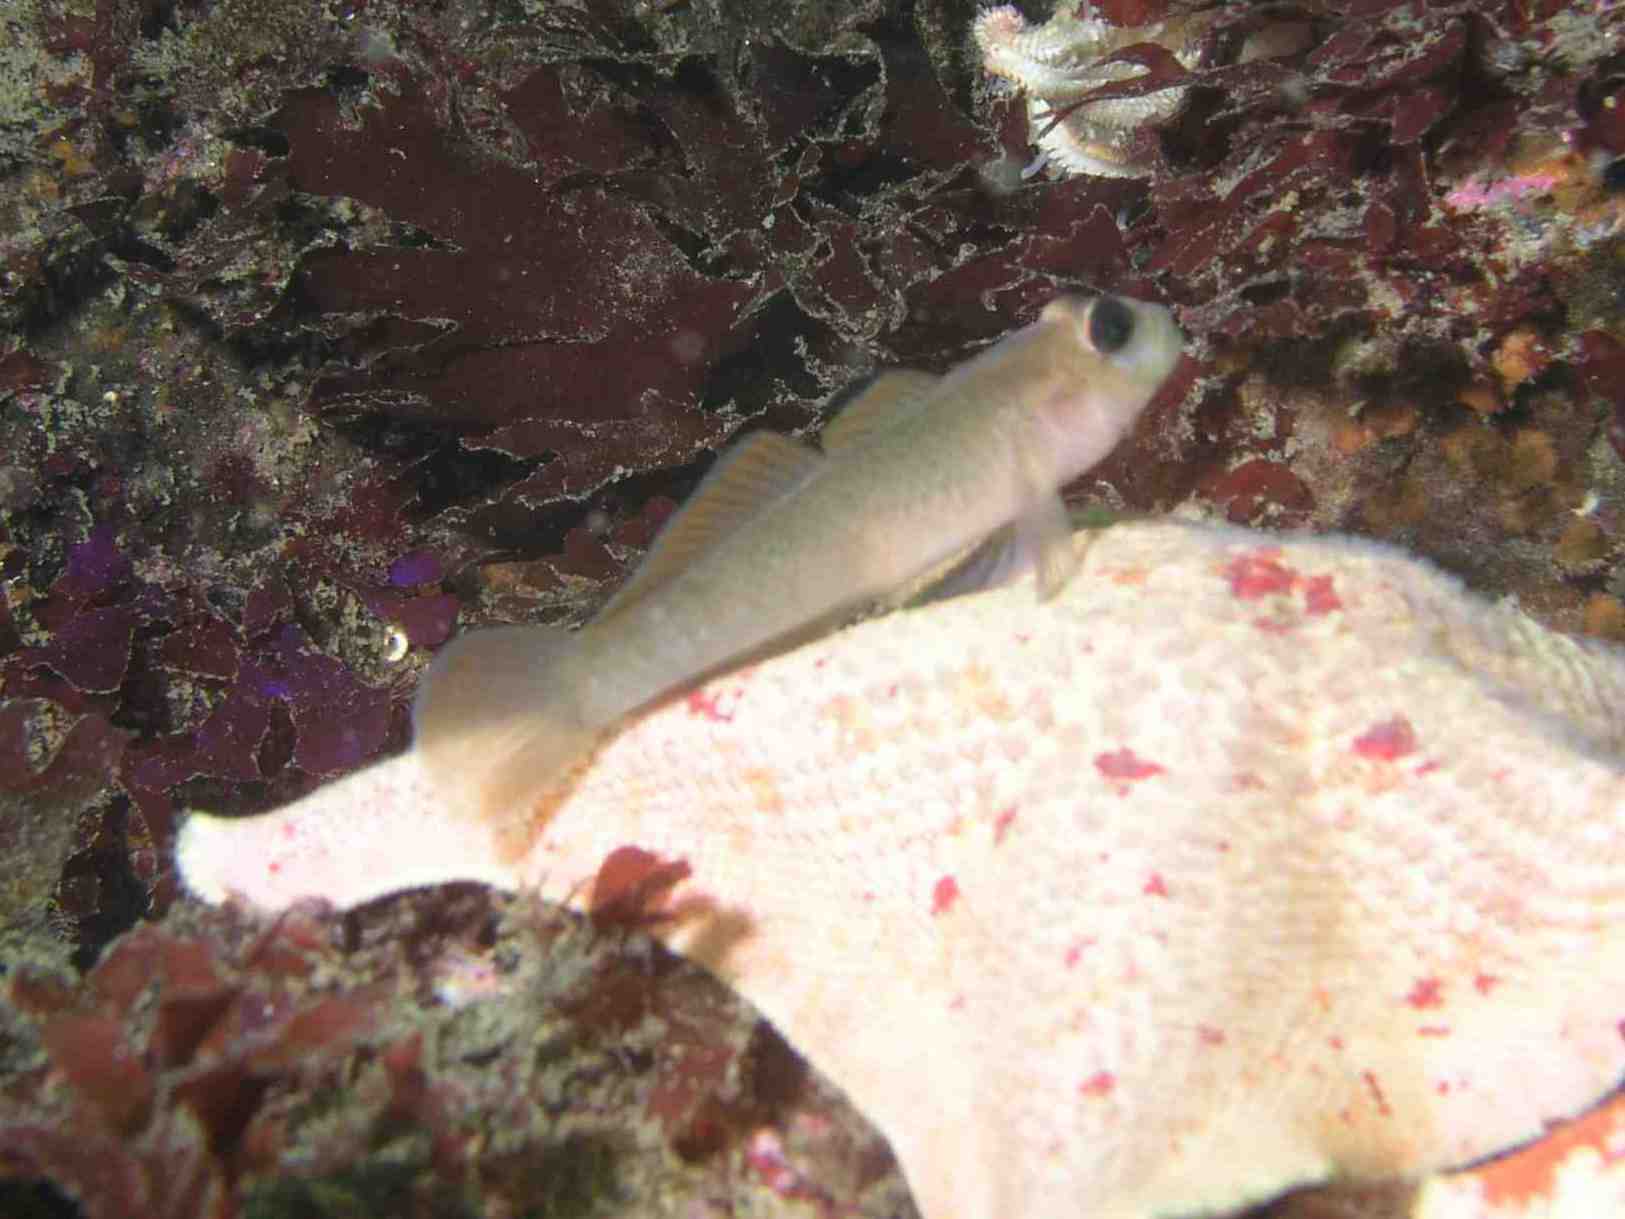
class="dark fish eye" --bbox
[1088,296,1134,354]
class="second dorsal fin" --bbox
[597,431,824,621]
[819,369,940,453]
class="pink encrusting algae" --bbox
[178,519,1625,1219]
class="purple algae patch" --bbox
[292,696,392,776]
[242,577,296,639]
[190,688,271,782]
[31,606,140,694]
[158,614,240,680]
[259,626,397,775]
[56,525,132,605]
[388,549,444,588]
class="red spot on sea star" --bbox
[1303,574,1342,614]
[1418,1026,1452,1037]
[1362,1070,1392,1117]
[1080,1071,1116,1097]
[993,807,1017,844]
[1406,977,1444,1009]
[1095,748,1165,782]
[1198,1025,1226,1046]
[1329,1036,1345,1051]
[686,689,733,722]
[1353,715,1418,760]
[1475,973,1501,996]
[1142,872,1169,898]
[931,876,960,916]
[1224,551,1296,599]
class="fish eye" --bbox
[1088,296,1135,354]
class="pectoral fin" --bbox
[912,492,1079,605]
[1026,490,1080,600]
[599,432,823,621]
[1006,430,1085,600]
[911,523,1026,605]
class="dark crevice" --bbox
[697,292,824,414]
[222,125,292,156]
[415,442,536,518]
[64,804,148,973]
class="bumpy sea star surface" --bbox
[179,519,1625,1219]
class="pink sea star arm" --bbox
[177,750,518,910]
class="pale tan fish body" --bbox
[179,519,1625,1219]
[413,294,1182,845]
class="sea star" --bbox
[178,518,1625,1218]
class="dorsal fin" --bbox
[819,369,940,453]
[598,431,823,621]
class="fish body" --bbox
[179,519,1625,1219]
[414,295,1182,843]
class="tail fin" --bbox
[413,625,602,858]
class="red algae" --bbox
[3,921,381,1216]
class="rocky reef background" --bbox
[1,0,1623,1215]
